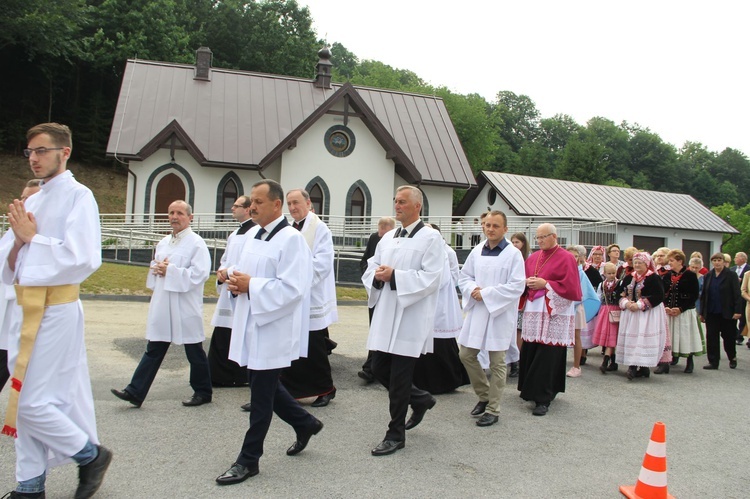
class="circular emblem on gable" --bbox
[324,125,356,158]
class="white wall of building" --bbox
[125,113,458,226]
[281,114,395,218]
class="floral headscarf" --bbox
[632,252,655,277]
[585,245,606,270]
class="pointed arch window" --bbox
[350,187,365,221]
[309,184,324,216]
[220,178,238,218]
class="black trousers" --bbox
[705,314,737,366]
[361,307,375,373]
[0,349,9,393]
[371,351,433,442]
[126,340,212,402]
[236,368,316,468]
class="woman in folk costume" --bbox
[606,244,626,279]
[621,246,638,280]
[412,226,469,393]
[663,249,704,374]
[616,252,668,380]
[584,246,605,290]
[653,247,671,277]
[565,246,600,378]
[593,262,621,373]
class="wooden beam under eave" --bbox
[326,110,363,119]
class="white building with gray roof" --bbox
[106,47,475,228]
[455,171,738,258]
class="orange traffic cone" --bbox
[620,421,675,499]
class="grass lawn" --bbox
[83,262,367,300]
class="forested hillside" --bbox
[2,1,748,251]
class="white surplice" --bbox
[0,279,15,350]
[458,240,526,352]
[433,242,463,339]
[210,223,251,329]
[0,170,101,481]
[362,223,443,357]
[145,228,210,345]
[229,220,313,370]
[297,212,338,330]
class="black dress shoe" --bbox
[626,366,637,380]
[736,338,744,345]
[357,370,374,383]
[311,388,336,407]
[405,396,437,430]
[75,445,112,499]
[670,356,679,366]
[6,490,46,498]
[286,419,324,456]
[110,388,142,408]
[654,363,669,374]
[476,413,499,427]
[371,439,405,456]
[508,362,519,378]
[182,394,212,407]
[729,359,737,369]
[240,402,252,412]
[532,403,548,416]
[703,364,718,370]
[216,463,259,485]
[470,401,488,416]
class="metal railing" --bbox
[1,213,618,284]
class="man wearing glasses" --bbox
[517,224,581,416]
[1,123,111,498]
[207,196,256,389]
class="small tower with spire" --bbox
[314,46,333,89]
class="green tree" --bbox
[348,60,426,91]
[585,117,630,182]
[329,41,359,80]
[492,91,540,153]
[712,203,750,254]
[518,141,553,178]
[556,132,607,183]
[627,130,678,191]
[434,89,496,175]
[712,148,750,206]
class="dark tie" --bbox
[400,229,408,238]
[293,221,301,231]
[254,228,267,240]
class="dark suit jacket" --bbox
[360,232,382,275]
[730,264,749,283]
[700,268,743,319]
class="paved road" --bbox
[1,300,747,498]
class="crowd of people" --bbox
[1,122,748,497]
